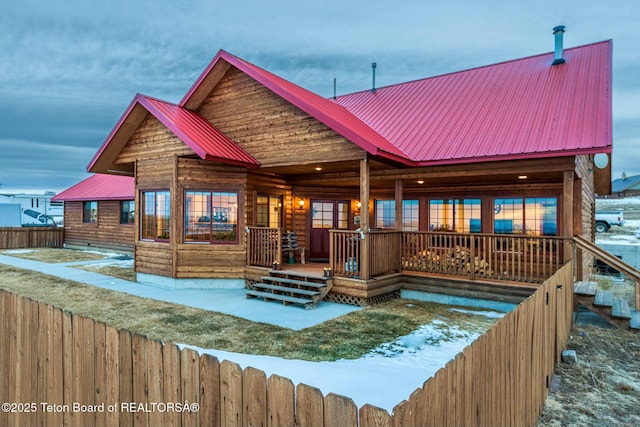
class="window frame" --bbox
[373,199,420,231]
[140,190,171,242]
[120,200,135,225]
[255,193,283,228]
[82,201,98,224]
[493,197,558,236]
[184,190,239,244]
[428,198,481,233]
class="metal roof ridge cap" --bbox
[335,39,613,100]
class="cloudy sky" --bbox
[1,0,638,192]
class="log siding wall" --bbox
[196,68,366,167]
[62,201,134,251]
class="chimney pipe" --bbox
[552,25,566,65]
[371,62,377,93]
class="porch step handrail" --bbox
[573,235,640,309]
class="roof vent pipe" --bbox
[371,62,377,93]
[552,25,566,65]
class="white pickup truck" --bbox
[595,211,625,233]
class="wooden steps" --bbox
[246,271,332,310]
[574,281,638,330]
[612,298,631,319]
[593,289,613,307]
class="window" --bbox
[374,199,419,230]
[83,201,97,223]
[185,191,238,243]
[493,197,557,236]
[403,200,419,231]
[256,195,281,228]
[337,201,350,229]
[374,200,395,229]
[120,200,135,225]
[141,191,170,241]
[429,199,481,232]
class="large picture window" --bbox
[374,199,419,230]
[83,201,98,223]
[493,197,557,235]
[141,191,170,241]
[256,194,281,228]
[185,191,238,243]
[429,199,481,232]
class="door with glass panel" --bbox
[309,200,349,261]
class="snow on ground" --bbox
[2,249,35,254]
[181,310,505,413]
[597,196,640,205]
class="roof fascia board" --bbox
[413,146,613,167]
[87,94,149,173]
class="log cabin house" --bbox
[87,34,614,305]
[52,174,135,252]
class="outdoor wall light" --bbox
[356,201,361,209]
[298,198,305,209]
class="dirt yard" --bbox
[536,323,640,427]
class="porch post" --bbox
[360,158,370,280]
[563,171,574,263]
[395,179,403,231]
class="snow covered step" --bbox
[574,281,597,296]
[611,298,631,319]
[630,312,640,330]
[593,289,613,307]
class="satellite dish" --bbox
[594,153,609,169]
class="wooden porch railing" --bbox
[252,228,568,284]
[402,231,568,283]
[246,227,281,268]
[368,230,402,277]
[329,230,362,278]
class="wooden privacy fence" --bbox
[0,227,64,249]
[390,261,574,427]
[0,261,574,427]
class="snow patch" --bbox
[179,319,483,412]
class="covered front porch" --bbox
[246,226,568,304]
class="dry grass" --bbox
[537,324,640,427]
[2,247,106,263]
[0,262,497,362]
[73,263,137,281]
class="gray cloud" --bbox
[1,0,639,191]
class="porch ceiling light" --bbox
[315,167,323,171]
[518,175,528,180]
[417,180,425,184]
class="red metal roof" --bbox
[91,40,612,174]
[88,94,259,173]
[181,50,413,164]
[140,95,260,167]
[52,174,134,202]
[334,41,612,165]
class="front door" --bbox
[309,199,350,261]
